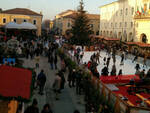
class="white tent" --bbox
[19,22,37,30]
[5,22,20,29]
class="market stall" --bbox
[0,65,33,113]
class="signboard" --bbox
[3,58,15,65]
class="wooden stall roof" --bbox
[104,37,120,41]
[126,42,150,48]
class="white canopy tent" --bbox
[5,22,37,30]
[5,22,20,29]
[19,22,37,30]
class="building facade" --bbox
[0,8,42,36]
[100,0,150,43]
[53,10,100,35]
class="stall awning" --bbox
[19,22,37,30]
[0,65,32,100]
[5,22,37,30]
[5,22,20,29]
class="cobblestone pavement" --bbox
[21,55,85,113]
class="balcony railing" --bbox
[134,13,150,19]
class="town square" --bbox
[1,0,150,113]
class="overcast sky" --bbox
[0,0,117,20]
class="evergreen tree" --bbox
[70,0,92,45]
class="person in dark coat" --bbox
[135,64,140,71]
[24,98,39,113]
[120,52,125,65]
[54,52,58,69]
[106,57,111,68]
[76,70,82,95]
[72,69,76,87]
[58,70,65,91]
[48,55,54,70]
[37,70,46,95]
[146,69,150,78]
[118,69,122,75]
[68,68,73,88]
[41,104,53,113]
[111,64,116,76]
[101,66,109,76]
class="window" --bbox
[116,11,118,16]
[33,20,36,25]
[24,19,27,22]
[3,18,6,23]
[131,22,133,27]
[14,19,16,23]
[120,9,122,16]
[68,23,70,27]
[125,22,127,27]
[115,23,117,27]
[126,8,128,15]
[111,23,113,28]
[131,7,134,15]
[120,22,122,27]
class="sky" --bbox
[0,0,117,20]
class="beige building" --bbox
[100,0,150,43]
[0,8,43,36]
[53,10,100,35]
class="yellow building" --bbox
[100,0,150,43]
[53,10,100,35]
[0,8,43,36]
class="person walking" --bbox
[58,70,65,91]
[132,53,138,63]
[146,69,150,78]
[54,52,58,69]
[41,104,53,113]
[37,70,46,95]
[48,55,54,70]
[106,57,111,68]
[53,73,61,100]
[135,64,140,71]
[24,98,39,113]
[120,51,125,65]
[118,69,123,75]
[143,53,147,68]
[101,66,109,76]
[111,64,117,76]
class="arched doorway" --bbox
[123,30,127,42]
[129,32,133,42]
[103,31,106,36]
[100,31,102,35]
[114,31,117,38]
[107,31,109,36]
[118,32,122,39]
[110,31,113,37]
[140,33,147,43]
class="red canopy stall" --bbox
[0,65,32,100]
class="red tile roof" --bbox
[63,12,100,20]
[1,8,42,16]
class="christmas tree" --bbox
[70,0,92,45]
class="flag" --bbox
[136,6,141,15]
[141,7,145,14]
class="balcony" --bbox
[134,13,150,19]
